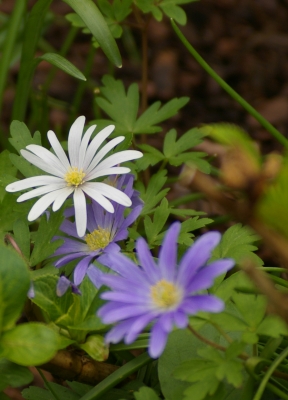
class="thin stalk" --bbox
[171,20,288,149]
[37,368,61,400]
[266,382,288,399]
[0,0,26,119]
[253,346,288,400]
[80,352,152,400]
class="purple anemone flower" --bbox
[57,275,82,296]
[53,174,142,286]
[97,222,234,358]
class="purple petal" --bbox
[53,237,88,255]
[74,257,93,285]
[158,222,181,281]
[59,219,79,238]
[172,310,188,328]
[101,290,149,304]
[177,232,221,286]
[149,320,169,358]
[100,275,150,295]
[125,313,156,344]
[186,259,235,293]
[105,319,135,344]
[136,238,161,283]
[181,295,224,315]
[87,265,105,288]
[56,276,71,296]
[158,313,174,333]
[99,303,149,324]
[55,252,88,267]
[105,252,149,284]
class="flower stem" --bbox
[171,19,288,149]
[37,368,61,400]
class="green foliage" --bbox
[78,334,109,361]
[63,0,122,67]
[37,53,86,81]
[13,218,30,260]
[0,244,30,332]
[135,0,198,25]
[29,209,64,266]
[0,323,59,366]
[211,223,263,267]
[94,75,189,136]
[0,195,34,233]
[0,359,33,391]
[22,382,82,400]
[138,128,210,173]
[256,156,288,239]
[134,387,160,400]
[0,150,17,201]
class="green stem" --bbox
[258,267,288,273]
[80,352,152,400]
[171,19,288,149]
[0,0,26,119]
[37,368,61,400]
[253,346,288,400]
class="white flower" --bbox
[6,116,143,237]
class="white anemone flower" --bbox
[6,116,143,237]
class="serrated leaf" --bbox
[232,293,266,328]
[216,360,243,388]
[13,219,30,260]
[211,223,263,266]
[257,314,288,338]
[0,194,34,232]
[137,170,169,215]
[144,198,170,245]
[0,151,17,201]
[38,53,86,81]
[22,382,80,400]
[30,209,64,266]
[134,387,160,400]
[9,153,42,177]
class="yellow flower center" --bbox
[150,280,182,310]
[64,167,86,187]
[85,227,111,251]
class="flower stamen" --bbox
[85,227,111,251]
[150,280,182,310]
[64,167,86,187]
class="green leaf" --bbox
[9,121,41,154]
[136,170,169,215]
[22,382,80,400]
[0,359,33,391]
[160,4,186,25]
[0,323,59,366]
[13,219,30,260]
[78,334,109,361]
[95,75,189,135]
[32,275,73,322]
[0,151,17,201]
[0,244,30,332]
[232,293,266,328]
[134,387,160,400]
[0,195,34,232]
[30,209,64,266]
[144,198,170,246]
[256,314,288,338]
[37,53,86,81]
[211,223,263,266]
[63,0,121,67]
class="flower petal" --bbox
[17,183,67,202]
[52,187,74,211]
[85,182,132,207]
[47,130,71,170]
[83,125,115,171]
[177,231,221,286]
[26,144,66,174]
[28,190,64,221]
[6,176,63,192]
[95,150,143,171]
[149,320,168,358]
[73,188,87,237]
[68,115,85,166]
[21,150,63,177]
[81,184,114,213]
[74,256,92,285]
[86,166,131,181]
[85,136,124,174]
[99,303,149,324]
[78,124,96,169]
[181,295,224,314]
[104,319,134,344]
[125,313,156,344]
[87,265,105,288]
[136,238,161,283]
[158,222,181,281]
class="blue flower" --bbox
[53,175,142,286]
[97,222,234,358]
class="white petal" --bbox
[6,176,64,192]
[47,130,71,170]
[73,188,87,237]
[86,167,130,181]
[83,125,115,171]
[68,116,85,167]
[78,125,96,169]
[52,187,74,211]
[26,144,66,174]
[86,136,124,174]
[84,182,131,206]
[95,150,143,171]
[82,184,114,213]
[21,150,63,177]
[28,190,63,221]
[17,183,67,202]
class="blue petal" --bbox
[181,295,224,315]
[136,238,161,283]
[74,256,93,285]
[158,222,181,281]
[149,320,169,358]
